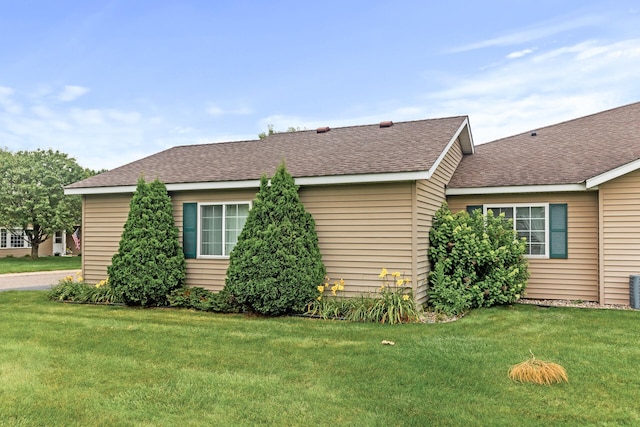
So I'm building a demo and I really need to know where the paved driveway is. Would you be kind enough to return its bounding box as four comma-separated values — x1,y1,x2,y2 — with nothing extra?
0,269,80,291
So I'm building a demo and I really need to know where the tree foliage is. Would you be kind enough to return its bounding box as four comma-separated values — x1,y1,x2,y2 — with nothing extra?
225,163,325,315
107,178,186,307
428,203,529,315
0,149,91,259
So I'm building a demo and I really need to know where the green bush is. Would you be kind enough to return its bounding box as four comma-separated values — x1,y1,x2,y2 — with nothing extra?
225,163,326,315
168,286,240,313
428,203,529,315
108,178,186,307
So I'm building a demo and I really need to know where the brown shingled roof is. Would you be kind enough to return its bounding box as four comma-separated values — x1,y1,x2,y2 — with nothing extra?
448,102,640,189
67,116,469,189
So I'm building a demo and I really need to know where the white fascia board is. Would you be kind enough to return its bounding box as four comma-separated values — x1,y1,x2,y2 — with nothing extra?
428,120,474,180
64,171,433,195
586,158,640,188
446,183,588,196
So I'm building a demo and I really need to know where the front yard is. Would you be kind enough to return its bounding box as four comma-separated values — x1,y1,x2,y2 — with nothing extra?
1,291,639,426
0,256,81,274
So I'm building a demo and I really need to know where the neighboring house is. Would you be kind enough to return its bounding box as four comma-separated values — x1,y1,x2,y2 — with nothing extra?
65,117,474,303
447,102,640,305
64,101,640,305
0,228,78,257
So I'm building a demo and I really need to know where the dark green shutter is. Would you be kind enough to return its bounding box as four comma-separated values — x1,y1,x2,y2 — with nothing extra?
549,203,568,259
183,203,197,259
466,205,483,215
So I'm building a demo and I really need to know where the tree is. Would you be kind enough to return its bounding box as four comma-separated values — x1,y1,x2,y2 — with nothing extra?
0,149,90,259
258,125,305,139
107,178,186,307
225,163,325,315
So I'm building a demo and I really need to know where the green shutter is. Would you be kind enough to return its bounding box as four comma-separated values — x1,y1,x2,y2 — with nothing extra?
466,205,483,215
549,203,568,259
183,203,197,259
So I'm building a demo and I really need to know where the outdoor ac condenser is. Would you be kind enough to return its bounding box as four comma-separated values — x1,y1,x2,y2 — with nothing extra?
630,275,640,309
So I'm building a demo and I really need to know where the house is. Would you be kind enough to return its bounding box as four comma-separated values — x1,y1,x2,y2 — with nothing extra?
0,228,80,257
65,101,640,305
446,102,640,305
64,116,473,303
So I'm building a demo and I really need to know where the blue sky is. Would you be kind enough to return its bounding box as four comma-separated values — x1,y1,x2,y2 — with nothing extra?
0,1,639,170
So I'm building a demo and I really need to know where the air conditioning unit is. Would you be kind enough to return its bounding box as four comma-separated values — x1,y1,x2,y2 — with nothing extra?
630,275,640,309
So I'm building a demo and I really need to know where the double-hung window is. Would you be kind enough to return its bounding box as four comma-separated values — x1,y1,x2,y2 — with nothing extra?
182,202,250,258
480,203,568,259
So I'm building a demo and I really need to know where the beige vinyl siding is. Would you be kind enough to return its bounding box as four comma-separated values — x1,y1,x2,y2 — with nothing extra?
82,194,132,283
300,182,414,297
171,189,258,291
448,192,599,301
600,169,640,305
414,140,464,302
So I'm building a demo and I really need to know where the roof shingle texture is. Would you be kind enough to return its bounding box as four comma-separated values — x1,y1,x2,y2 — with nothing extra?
67,116,467,189
449,102,640,189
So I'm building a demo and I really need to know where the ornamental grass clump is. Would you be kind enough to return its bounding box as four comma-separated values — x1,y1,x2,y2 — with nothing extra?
509,351,569,385
48,274,122,304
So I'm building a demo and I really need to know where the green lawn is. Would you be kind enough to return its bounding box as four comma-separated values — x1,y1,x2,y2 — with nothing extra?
0,256,81,274
1,292,639,426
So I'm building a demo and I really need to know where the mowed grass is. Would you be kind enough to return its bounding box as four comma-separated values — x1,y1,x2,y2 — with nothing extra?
1,292,640,426
0,256,81,274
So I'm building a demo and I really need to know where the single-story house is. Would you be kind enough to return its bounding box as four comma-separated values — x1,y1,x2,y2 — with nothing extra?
1,228,80,257
65,101,640,305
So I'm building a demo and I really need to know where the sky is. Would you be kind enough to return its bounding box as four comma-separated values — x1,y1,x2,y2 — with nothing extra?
0,0,639,171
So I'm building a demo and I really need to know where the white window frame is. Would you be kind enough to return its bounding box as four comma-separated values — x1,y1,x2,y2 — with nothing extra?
483,203,549,259
197,201,251,259
0,228,32,249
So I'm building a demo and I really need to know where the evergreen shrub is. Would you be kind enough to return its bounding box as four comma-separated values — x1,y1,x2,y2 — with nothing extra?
108,178,186,306
428,203,529,315
225,163,325,315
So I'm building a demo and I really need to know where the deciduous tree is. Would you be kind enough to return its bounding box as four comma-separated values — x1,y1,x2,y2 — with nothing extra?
0,149,90,259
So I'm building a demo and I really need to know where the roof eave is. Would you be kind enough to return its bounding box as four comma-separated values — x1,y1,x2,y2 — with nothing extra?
64,170,434,195
586,158,640,188
446,183,589,196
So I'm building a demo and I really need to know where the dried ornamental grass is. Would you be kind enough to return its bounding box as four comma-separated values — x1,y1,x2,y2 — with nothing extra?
509,351,568,385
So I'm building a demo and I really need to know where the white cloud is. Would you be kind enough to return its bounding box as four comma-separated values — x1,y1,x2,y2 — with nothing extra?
506,48,535,59
0,86,22,114
58,85,90,102
106,109,141,124
451,14,602,53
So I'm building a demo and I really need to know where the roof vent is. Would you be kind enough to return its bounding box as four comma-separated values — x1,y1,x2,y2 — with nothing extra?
316,126,330,134
531,131,537,137
380,121,394,128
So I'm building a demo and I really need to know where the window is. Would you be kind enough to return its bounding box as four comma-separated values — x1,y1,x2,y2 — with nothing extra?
0,228,31,249
485,204,548,257
197,202,250,257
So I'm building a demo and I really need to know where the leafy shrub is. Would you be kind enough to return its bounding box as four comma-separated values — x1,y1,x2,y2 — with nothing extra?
168,286,240,313
108,178,186,307
225,163,325,315
428,203,529,315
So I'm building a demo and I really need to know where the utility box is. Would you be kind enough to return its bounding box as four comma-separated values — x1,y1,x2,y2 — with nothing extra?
630,275,640,309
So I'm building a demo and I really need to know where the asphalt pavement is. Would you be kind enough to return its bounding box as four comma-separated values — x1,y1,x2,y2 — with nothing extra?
0,269,80,291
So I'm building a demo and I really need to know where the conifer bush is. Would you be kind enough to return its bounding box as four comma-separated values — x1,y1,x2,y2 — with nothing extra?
428,203,529,315
108,178,186,306
225,163,325,315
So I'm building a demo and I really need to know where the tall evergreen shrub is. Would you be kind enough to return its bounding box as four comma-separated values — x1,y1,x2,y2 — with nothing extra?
225,163,325,315
108,178,186,306
428,203,529,315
